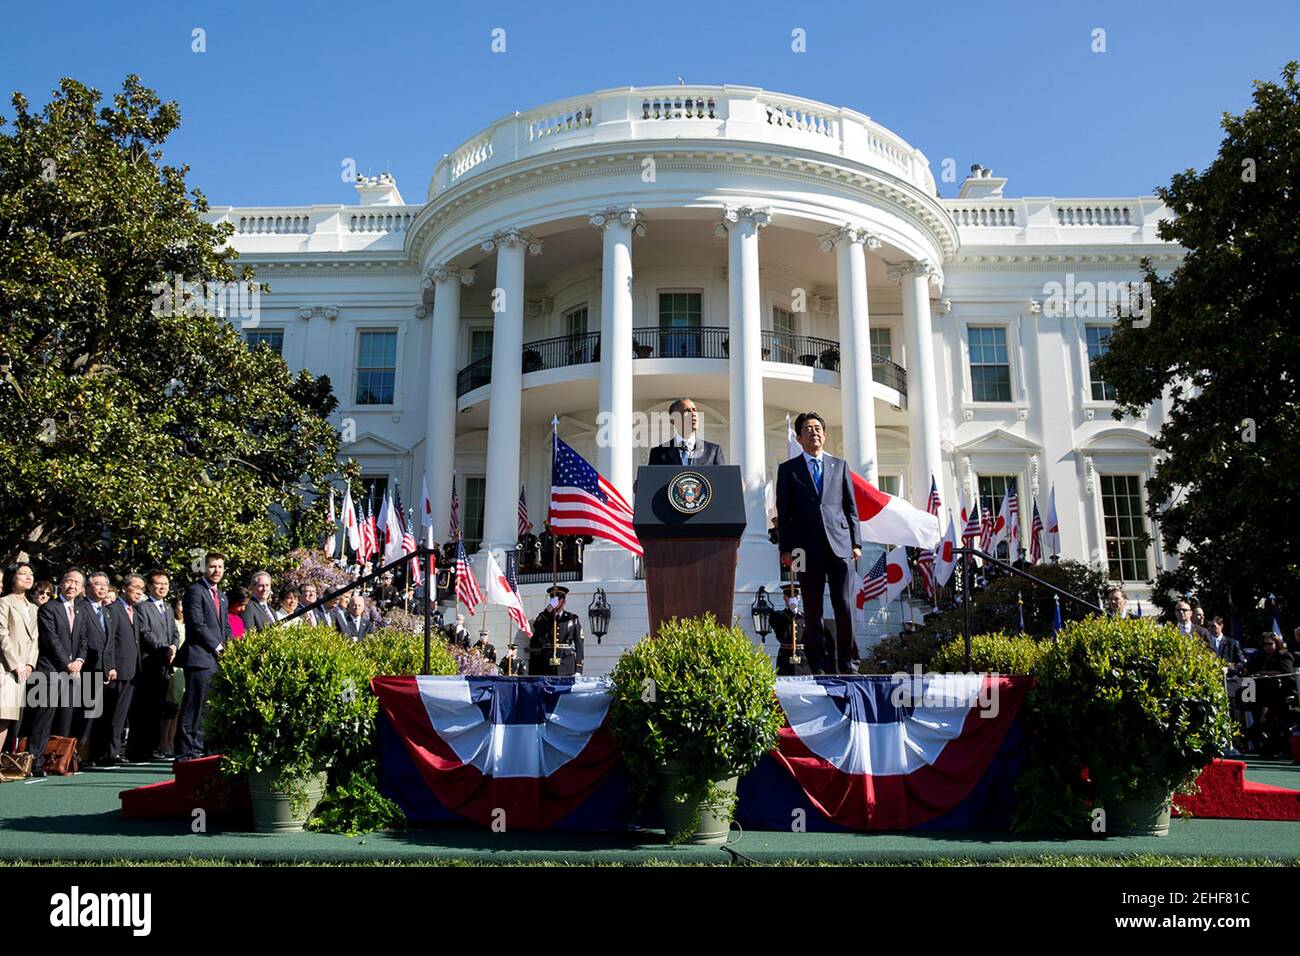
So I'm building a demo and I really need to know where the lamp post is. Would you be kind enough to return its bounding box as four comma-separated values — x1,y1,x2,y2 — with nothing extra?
588,588,611,644
751,586,773,641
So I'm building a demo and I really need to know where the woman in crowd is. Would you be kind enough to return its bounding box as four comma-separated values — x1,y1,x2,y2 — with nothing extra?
0,564,39,754
155,598,187,759
227,585,249,640
1247,632,1296,757
31,580,54,606
275,586,300,624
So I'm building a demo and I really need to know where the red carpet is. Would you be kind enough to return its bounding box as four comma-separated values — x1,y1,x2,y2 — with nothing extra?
119,755,252,825
1174,759,1300,821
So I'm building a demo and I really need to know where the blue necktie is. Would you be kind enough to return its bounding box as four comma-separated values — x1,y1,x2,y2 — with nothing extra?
680,446,688,466
810,458,823,494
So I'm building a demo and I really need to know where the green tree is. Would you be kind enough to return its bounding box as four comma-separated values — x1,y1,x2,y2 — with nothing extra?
0,76,343,581
1093,62,1300,630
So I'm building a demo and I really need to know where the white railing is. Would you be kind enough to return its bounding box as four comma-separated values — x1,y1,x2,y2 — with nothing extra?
949,205,1018,227
1056,204,1133,226
347,211,414,234
429,85,938,197
235,212,311,235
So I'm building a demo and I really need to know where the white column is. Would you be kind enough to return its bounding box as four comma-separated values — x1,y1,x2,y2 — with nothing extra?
891,259,944,504
820,225,880,483
590,207,643,501
480,228,542,554
716,205,771,581
423,265,474,543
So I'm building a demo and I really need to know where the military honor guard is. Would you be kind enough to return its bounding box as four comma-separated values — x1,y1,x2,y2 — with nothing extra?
770,582,814,676
528,586,584,676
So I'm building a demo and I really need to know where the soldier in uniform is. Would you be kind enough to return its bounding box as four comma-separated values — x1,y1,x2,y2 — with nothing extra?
770,583,813,676
499,641,528,676
517,528,539,572
529,586,584,676
538,522,555,569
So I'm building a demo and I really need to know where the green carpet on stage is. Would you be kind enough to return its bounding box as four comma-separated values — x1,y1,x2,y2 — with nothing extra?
1,760,1298,865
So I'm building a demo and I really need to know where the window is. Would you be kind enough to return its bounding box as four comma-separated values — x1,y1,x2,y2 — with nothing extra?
968,326,1012,402
977,474,1021,560
876,474,901,497
658,291,702,357
463,476,487,553
355,330,397,405
564,305,592,364
245,329,284,355
1086,325,1116,401
870,327,893,363
359,477,389,513
469,328,493,365
1101,474,1149,581
771,306,796,363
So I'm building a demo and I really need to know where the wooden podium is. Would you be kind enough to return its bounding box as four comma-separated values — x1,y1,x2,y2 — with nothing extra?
633,465,746,637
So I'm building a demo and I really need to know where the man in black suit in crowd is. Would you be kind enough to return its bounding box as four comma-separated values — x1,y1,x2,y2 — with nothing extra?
26,570,89,775
647,397,726,466
75,571,117,750
339,593,373,642
1172,599,1212,645
96,574,144,765
242,570,277,632
176,552,232,761
129,568,179,761
776,411,861,674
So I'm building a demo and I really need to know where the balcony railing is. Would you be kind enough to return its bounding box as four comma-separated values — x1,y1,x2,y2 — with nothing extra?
456,326,908,401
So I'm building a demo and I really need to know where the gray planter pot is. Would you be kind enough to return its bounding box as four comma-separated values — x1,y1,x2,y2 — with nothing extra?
248,770,329,833
1106,787,1174,837
658,762,738,845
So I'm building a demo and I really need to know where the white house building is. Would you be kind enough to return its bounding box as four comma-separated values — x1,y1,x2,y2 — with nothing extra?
209,85,1179,673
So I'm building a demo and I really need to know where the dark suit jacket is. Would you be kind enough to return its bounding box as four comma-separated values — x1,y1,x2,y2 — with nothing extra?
138,598,180,654
178,580,232,673
1206,633,1247,669
107,600,142,681
35,599,88,674
77,597,116,673
241,600,276,633
776,452,861,559
339,615,373,642
648,438,726,467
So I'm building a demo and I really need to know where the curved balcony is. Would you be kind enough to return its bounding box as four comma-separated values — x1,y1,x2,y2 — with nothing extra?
429,85,936,199
454,327,907,401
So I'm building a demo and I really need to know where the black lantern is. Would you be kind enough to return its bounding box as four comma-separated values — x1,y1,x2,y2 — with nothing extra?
588,588,611,644
751,586,774,640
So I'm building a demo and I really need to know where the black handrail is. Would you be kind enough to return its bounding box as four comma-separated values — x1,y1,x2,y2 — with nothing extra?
952,546,1103,671
455,327,910,399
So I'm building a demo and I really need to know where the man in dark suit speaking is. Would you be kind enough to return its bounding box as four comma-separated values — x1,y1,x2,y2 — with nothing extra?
776,411,861,674
647,397,726,466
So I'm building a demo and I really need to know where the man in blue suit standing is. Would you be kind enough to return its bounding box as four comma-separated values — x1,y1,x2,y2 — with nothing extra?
776,411,861,674
175,552,232,761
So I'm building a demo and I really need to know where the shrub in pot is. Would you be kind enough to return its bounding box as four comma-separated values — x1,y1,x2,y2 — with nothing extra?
1016,616,1231,836
205,624,376,832
608,614,783,845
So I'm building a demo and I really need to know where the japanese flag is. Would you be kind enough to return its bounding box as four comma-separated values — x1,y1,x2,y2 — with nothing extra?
884,546,912,602
934,514,960,588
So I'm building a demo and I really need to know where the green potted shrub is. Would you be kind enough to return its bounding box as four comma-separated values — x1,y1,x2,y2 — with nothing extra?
1020,616,1231,836
205,624,376,832
929,631,1049,675
608,614,783,845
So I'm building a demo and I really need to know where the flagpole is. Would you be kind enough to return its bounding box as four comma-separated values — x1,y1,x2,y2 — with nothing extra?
549,422,562,661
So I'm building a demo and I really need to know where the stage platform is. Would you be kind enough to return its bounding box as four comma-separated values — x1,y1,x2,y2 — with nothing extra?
2,761,1298,865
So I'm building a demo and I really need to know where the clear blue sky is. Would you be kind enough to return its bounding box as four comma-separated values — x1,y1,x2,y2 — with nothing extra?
2,0,1296,206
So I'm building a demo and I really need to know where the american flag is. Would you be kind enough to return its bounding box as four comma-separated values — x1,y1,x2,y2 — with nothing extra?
518,484,530,537
1008,488,1021,547
504,551,532,637
549,435,642,556
400,500,421,586
360,492,377,564
979,499,994,553
454,537,482,615
1029,500,1044,564
449,479,460,539
961,497,981,550
856,551,889,608
917,476,940,601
